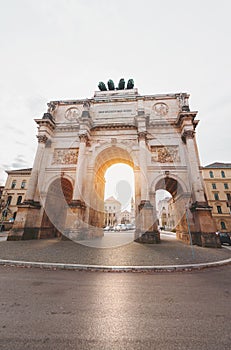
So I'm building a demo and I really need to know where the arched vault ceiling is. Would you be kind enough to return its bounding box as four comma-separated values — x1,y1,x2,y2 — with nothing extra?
155,177,183,198
95,147,134,175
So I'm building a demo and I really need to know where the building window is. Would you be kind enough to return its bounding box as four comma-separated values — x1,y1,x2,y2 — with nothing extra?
209,171,214,178
21,180,26,189
11,180,16,189
212,183,216,189
7,196,12,206
221,221,226,230
217,206,222,214
224,183,229,189
226,193,231,201
2,209,8,217
214,193,219,200
17,196,22,205
221,171,225,178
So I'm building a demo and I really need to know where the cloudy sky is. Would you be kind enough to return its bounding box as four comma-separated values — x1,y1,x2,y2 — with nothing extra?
0,0,230,186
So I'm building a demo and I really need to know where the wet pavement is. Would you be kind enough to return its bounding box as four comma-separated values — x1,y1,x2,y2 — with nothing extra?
0,231,230,267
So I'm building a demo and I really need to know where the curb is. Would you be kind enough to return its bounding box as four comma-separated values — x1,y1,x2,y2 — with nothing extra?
0,257,231,272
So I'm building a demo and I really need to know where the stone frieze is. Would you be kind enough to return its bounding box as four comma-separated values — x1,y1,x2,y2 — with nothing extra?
52,148,79,165
151,146,180,163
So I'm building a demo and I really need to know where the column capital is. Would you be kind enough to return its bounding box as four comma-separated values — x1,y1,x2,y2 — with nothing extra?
181,130,195,143
37,135,48,143
138,131,147,142
79,133,89,143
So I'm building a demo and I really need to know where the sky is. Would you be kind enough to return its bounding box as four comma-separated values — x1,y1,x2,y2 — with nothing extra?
0,0,231,189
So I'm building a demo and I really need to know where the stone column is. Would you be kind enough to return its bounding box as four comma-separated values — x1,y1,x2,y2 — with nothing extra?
72,134,87,203
135,133,160,243
25,135,48,204
64,133,101,241
149,190,158,229
182,129,219,247
182,130,205,202
138,132,149,201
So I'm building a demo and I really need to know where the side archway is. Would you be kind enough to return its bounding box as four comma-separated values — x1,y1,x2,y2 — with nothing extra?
40,177,73,238
154,175,191,242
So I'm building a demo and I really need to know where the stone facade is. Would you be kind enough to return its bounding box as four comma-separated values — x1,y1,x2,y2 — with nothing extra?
1,168,32,220
202,163,231,233
8,88,219,247
104,196,121,227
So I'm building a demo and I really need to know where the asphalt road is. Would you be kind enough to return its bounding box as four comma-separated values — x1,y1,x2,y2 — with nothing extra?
0,265,230,350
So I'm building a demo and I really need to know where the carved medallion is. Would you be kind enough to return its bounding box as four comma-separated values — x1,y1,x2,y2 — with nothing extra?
65,107,80,122
153,103,168,116
151,146,180,163
52,148,79,165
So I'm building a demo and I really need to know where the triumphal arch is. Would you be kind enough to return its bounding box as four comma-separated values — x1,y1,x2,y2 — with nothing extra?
9,82,219,247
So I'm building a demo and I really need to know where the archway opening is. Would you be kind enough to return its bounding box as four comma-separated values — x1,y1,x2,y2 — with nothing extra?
90,147,135,231
156,189,173,231
155,176,188,240
41,177,73,238
104,163,135,229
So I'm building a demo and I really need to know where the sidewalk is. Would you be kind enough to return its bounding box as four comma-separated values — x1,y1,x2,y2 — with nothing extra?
0,231,231,271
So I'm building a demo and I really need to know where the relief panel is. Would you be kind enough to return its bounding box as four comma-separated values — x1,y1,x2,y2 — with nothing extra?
151,146,180,163
52,148,79,165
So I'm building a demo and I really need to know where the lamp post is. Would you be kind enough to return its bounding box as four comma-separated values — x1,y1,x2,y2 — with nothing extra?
185,204,195,260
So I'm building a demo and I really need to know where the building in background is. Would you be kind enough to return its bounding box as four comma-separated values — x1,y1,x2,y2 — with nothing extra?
121,210,131,224
157,197,169,228
104,196,121,227
167,197,176,230
104,197,135,227
0,186,4,204
1,168,32,221
202,163,231,232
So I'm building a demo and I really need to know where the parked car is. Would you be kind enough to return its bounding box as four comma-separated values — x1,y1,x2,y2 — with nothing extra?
103,226,110,231
219,232,231,246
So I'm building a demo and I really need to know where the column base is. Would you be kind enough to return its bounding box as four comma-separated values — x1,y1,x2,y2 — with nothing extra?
190,232,221,248
8,228,41,241
62,227,103,241
135,200,160,243
135,230,160,244
63,200,104,241
190,201,220,247
7,202,42,241
69,200,86,209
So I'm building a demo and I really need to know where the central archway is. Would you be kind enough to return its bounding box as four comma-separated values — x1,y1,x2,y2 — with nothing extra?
88,146,136,230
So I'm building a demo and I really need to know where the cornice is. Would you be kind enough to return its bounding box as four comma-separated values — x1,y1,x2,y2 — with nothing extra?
91,124,137,131
35,118,56,130
175,111,198,127
49,92,189,106
55,125,80,132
